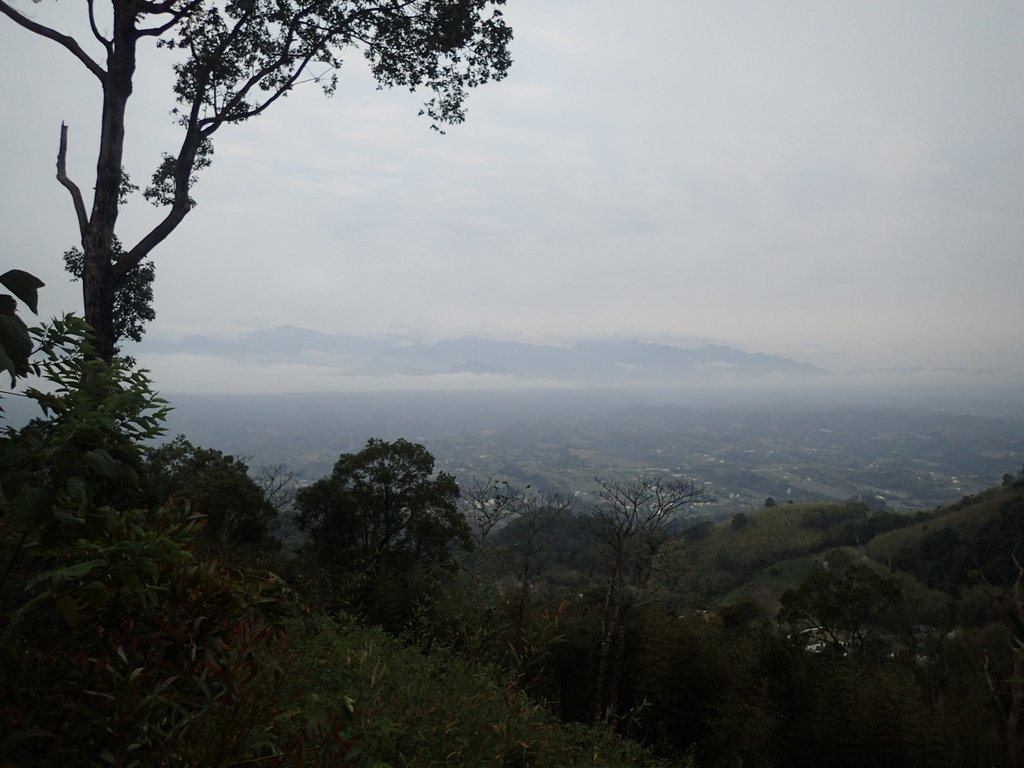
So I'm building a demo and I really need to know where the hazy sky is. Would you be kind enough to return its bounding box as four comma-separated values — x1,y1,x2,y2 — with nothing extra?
3,0,1023,379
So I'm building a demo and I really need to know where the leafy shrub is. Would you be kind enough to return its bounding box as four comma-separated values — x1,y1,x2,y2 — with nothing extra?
0,317,320,766
292,615,670,768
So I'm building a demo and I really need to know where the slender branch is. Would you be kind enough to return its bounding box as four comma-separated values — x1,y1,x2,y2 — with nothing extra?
200,10,307,126
86,0,111,50
136,0,204,38
202,48,315,126
213,0,424,126
135,0,183,13
119,103,207,279
117,0,259,276
0,0,106,83
136,14,185,38
56,123,90,238
119,180,189,278
117,0,433,273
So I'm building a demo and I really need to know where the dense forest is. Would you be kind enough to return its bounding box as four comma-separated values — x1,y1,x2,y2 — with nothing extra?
3,306,1024,767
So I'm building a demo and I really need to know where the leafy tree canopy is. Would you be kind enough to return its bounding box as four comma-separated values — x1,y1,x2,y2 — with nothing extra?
779,562,902,656
296,437,467,574
145,434,277,546
63,237,155,351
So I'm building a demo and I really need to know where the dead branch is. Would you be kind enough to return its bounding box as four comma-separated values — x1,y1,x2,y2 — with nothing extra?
56,123,89,238
0,1,106,82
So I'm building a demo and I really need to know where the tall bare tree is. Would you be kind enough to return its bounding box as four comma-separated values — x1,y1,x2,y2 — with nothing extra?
590,473,710,722
1,0,512,359
461,477,573,624
461,475,524,551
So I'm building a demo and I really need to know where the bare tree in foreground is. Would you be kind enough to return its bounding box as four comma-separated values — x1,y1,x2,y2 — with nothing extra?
591,473,711,722
460,477,574,645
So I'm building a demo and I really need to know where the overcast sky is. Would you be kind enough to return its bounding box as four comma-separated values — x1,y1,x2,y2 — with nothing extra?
2,1,1023,385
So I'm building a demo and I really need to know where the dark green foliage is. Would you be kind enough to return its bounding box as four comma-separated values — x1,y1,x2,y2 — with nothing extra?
779,562,903,656
779,657,948,768
64,239,156,349
798,501,908,548
144,434,277,548
291,615,673,768
492,510,604,585
2,505,304,766
1,315,170,520
869,484,1024,595
1003,467,1024,488
0,268,44,385
683,519,714,542
0,319,315,765
296,438,469,576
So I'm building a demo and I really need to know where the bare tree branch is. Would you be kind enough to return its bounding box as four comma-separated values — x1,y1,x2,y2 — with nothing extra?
461,476,525,550
136,0,204,38
86,0,112,50
0,0,106,82
135,0,179,12
56,123,89,238
590,473,710,721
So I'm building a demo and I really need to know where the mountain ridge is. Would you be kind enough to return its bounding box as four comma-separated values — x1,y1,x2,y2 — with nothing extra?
145,327,828,381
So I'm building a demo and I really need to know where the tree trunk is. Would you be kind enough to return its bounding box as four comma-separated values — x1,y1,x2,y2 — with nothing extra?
81,4,136,361
607,611,628,718
593,558,622,722
81,247,117,360
1007,564,1024,768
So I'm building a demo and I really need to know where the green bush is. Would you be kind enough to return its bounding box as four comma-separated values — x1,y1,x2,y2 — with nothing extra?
0,317,319,766
291,615,671,768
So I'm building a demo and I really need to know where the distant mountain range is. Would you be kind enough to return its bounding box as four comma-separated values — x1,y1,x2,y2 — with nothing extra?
145,326,827,381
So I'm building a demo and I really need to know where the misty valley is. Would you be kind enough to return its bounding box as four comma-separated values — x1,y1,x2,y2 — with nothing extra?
163,389,1021,514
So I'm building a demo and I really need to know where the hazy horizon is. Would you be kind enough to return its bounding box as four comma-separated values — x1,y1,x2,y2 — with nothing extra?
106,325,1019,417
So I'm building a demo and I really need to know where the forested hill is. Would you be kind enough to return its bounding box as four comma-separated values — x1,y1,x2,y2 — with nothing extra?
479,476,1024,614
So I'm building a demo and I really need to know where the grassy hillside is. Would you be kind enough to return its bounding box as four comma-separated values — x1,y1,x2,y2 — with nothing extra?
676,500,909,602
866,480,1024,594
664,482,1023,624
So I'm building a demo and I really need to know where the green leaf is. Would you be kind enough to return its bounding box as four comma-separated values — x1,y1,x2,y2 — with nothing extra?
114,566,141,591
86,448,126,479
80,580,114,608
56,596,80,627
7,486,55,531
0,269,45,314
0,344,18,384
23,558,107,592
52,559,107,583
0,313,32,378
